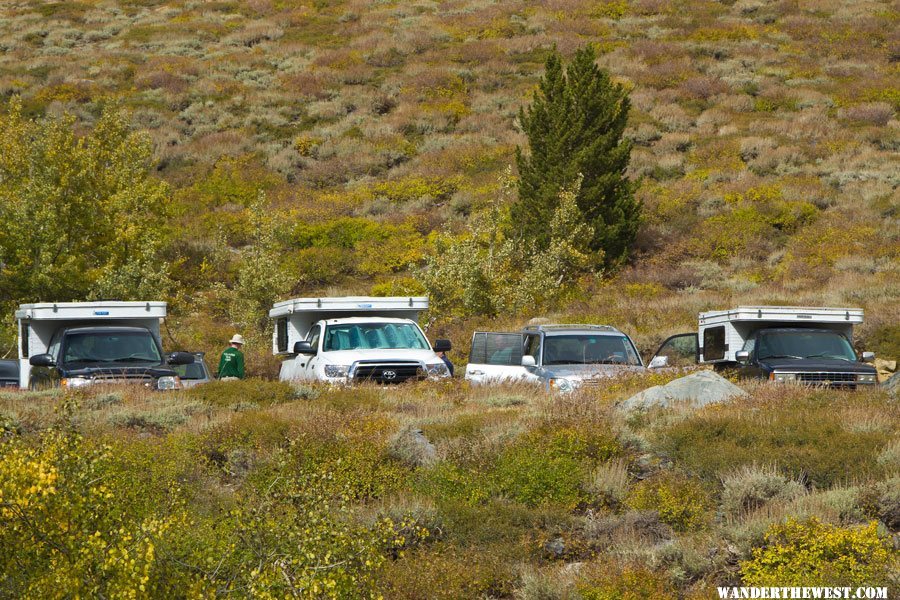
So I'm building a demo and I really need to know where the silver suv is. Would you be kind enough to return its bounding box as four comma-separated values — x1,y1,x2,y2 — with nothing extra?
465,324,645,391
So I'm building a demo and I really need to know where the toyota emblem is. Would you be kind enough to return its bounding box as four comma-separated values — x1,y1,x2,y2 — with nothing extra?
382,370,397,380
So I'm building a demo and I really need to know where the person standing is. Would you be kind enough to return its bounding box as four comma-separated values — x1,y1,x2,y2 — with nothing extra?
437,350,454,376
218,334,245,380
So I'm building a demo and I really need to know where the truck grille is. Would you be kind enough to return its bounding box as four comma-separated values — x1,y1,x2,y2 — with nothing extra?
92,373,155,385
352,362,423,384
796,372,857,384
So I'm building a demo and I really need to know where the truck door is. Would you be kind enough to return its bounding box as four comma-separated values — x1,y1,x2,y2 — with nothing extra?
300,324,322,380
465,332,528,383
648,333,699,368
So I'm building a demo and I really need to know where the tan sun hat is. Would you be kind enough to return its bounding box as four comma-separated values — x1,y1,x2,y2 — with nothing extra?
230,334,245,345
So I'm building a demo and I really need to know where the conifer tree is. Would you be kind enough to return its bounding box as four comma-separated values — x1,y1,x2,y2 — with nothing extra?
512,45,640,268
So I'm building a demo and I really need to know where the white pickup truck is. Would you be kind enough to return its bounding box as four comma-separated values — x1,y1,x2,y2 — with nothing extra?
464,324,645,391
270,296,452,384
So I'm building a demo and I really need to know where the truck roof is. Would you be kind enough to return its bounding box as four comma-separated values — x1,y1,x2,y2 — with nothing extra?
522,324,624,335
269,296,428,318
58,325,155,335
16,301,167,321
699,306,863,325
321,317,417,325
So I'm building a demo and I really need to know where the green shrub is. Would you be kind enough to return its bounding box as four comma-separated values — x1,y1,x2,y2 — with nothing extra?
493,427,621,509
180,378,298,407
720,464,805,517
414,461,492,506
577,565,677,600
626,473,713,532
657,396,890,488
740,518,896,587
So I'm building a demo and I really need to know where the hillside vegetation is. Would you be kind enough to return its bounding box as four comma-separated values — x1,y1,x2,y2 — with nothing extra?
0,0,897,366
0,379,897,597
0,2,898,596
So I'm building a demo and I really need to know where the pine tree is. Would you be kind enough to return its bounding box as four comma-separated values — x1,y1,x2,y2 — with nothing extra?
512,45,640,268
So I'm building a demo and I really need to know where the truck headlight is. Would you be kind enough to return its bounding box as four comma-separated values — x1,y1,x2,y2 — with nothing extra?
549,377,574,392
856,374,876,384
323,365,350,378
157,376,180,390
425,363,450,377
61,376,91,388
770,372,798,383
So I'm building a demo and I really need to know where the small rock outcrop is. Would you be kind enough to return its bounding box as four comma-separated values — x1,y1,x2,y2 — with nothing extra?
883,371,899,399
621,370,747,411
388,426,437,467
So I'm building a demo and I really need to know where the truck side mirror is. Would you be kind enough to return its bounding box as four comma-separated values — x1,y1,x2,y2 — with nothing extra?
648,355,668,369
293,341,315,355
432,339,452,353
521,355,536,367
167,352,195,365
861,351,875,363
735,350,750,364
29,354,55,367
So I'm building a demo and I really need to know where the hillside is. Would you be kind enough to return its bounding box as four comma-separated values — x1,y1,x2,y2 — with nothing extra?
0,0,897,367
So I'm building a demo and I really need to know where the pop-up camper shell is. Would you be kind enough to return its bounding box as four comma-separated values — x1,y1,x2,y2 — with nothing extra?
269,296,429,355
696,306,863,364
15,301,167,389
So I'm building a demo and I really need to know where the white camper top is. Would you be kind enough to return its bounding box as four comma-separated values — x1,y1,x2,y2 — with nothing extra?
16,301,167,321
700,306,863,326
270,297,429,355
269,296,428,318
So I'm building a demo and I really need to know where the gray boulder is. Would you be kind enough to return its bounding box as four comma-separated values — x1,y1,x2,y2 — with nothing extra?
883,372,899,399
621,370,747,411
388,426,437,467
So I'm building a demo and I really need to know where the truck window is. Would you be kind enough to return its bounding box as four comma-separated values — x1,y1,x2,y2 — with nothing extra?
62,332,162,364
276,318,288,353
469,333,524,366
757,330,856,361
524,334,542,364
543,335,641,366
702,326,726,361
21,323,29,358
307,325,322,351
653,333,698,367
322,323,429,351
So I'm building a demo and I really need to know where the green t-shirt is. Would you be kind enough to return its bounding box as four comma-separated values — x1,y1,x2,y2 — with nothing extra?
218,347,245,379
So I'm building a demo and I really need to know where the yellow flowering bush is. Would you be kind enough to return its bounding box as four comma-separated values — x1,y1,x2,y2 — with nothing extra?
740,518,896,587
626,473,713,532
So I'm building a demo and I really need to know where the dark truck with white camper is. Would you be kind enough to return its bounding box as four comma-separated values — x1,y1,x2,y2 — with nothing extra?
16,302,194,391
648,306,878,388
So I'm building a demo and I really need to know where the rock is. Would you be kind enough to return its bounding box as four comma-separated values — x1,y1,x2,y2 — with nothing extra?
388,426,437,467
621,370,747,411
882,372,899,399
543,536,567,560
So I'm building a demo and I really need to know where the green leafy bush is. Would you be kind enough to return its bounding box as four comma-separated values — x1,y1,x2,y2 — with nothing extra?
740,518,896,587
657,395,890,488
493,426,621,509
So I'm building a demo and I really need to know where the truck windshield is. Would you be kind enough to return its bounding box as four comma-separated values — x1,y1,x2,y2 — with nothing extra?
757,331,856,361
543,335,641,366
323,323,430,351
63,332,162,365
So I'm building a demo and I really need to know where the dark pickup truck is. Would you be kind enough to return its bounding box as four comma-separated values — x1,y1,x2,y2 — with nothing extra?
0,360,19,389
28,326,194,391
733,327,877,387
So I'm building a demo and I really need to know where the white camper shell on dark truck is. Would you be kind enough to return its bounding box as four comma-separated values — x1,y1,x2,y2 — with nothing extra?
270,296,452,384
648,306,878,387
16,301,194,390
